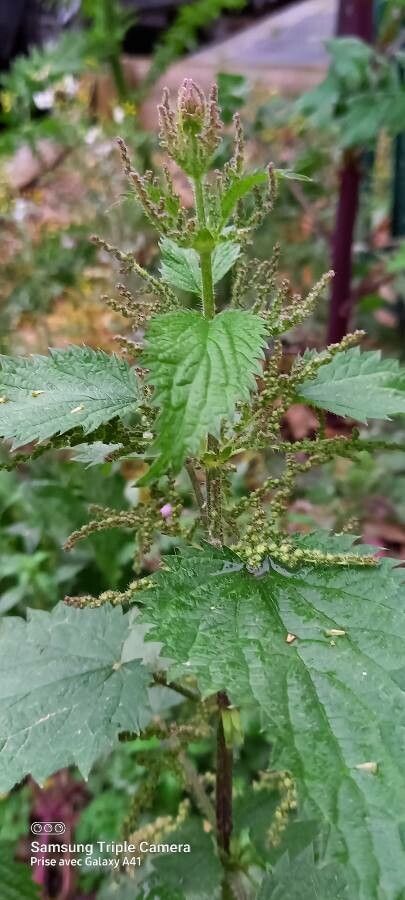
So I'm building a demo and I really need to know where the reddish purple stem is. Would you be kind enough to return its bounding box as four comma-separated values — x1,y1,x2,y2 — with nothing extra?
327,152,362,344
326,0,374,344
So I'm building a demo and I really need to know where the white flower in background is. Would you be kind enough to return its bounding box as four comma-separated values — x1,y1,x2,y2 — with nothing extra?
85,126,101,145
113,106,125,124
33,88,55,110
13,199,29,223
61,75,78,97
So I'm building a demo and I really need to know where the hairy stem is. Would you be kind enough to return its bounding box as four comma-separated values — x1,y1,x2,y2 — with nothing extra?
327,0,374,343
193,170,223,540
216,691,233,856
185,460,209,530
177,749,216,828
193,167,232,863
327,150,362,343
200,252,215,319
206,437,224,543
153,672,200,702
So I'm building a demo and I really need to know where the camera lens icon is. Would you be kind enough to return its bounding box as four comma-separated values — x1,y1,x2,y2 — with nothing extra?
31,822,66,835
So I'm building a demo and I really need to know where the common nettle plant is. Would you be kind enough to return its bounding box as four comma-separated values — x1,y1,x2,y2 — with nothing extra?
2,81,405,900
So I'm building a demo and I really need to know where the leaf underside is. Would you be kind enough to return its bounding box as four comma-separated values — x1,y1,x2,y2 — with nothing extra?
140,309,266,480
298,347,405,421
0,604,152,788
258,846,349,899
69,440,123,466
135,536,405,899
0,844,40,899
98,819,220,900
0,347,140,449
159,238,240,296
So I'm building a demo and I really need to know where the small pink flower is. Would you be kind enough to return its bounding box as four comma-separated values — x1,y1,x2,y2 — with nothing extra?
160,503,173,519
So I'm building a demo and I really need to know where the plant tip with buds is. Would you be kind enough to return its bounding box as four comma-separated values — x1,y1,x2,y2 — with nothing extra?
178,78,206,133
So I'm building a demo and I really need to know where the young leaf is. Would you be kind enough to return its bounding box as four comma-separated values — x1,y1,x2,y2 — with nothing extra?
211,241,241,283
136,538,405,898
258,847,349,900
160,238,240,295
140,309,265,480
220,172,268,224
0,845,39,899
219,170,309,227
0,603,152,789
160,239,202,294
0,347,140,449
298,347,405,421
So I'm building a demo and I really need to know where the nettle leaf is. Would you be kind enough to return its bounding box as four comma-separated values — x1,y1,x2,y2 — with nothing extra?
160,238,240,295
235,785,320,866
258,846,349,900
69,441,123,466
0,347,140,449
160,239,202,294
0,603,153,789
98,820,220,900
148,819,221,900
219,170,310,227
298,347,405,421
136,537,405,899
276,169,312,183
211,241,241,283
0,845,39,899
220,171,268,223
141,309,265,480
100,881,182,900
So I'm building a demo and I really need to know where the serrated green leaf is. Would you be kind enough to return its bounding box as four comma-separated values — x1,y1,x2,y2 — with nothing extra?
211,241,241,282
219,169,309,227
234,785,320,865
0,347,140,449
140,309,265,480
98,878,183,900
220,172,268,224
136,537,405,899
160,239,202,294
298,347,405,421
97,820,219,900
0,603,152,789
160,239,240,296
258,846,349,899
0,845,39,899
147,819,221,900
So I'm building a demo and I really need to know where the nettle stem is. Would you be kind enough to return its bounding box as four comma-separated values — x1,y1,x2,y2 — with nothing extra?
216,691,233,856
200,253,215,320
193,171,222,542
193,170,233,863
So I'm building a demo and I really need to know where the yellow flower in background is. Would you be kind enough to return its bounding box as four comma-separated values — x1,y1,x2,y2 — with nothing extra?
0,91,13,114
123,101,137,118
